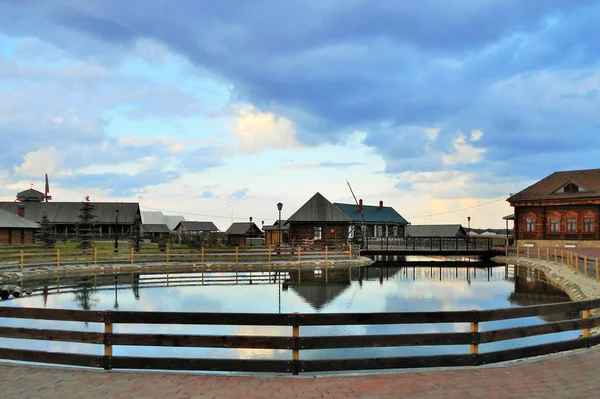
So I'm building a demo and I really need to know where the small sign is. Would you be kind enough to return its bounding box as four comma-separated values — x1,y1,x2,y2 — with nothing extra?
565,244,577,248
523,243,534,247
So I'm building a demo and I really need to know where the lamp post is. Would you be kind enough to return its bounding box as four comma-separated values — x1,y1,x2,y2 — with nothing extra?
114,209,120,253
277,202,283,254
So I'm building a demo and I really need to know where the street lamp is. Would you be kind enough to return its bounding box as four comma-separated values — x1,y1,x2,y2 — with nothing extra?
277,202,283,254
114,209,120,253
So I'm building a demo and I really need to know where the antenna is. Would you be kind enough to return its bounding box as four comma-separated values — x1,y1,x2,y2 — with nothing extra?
43,173,52,202
346,180,365,244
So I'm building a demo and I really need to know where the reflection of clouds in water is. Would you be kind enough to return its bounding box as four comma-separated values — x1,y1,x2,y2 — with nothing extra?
0,266,578,363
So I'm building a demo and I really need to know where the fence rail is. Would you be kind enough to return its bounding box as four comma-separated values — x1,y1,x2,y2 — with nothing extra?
0,245,357,271
0,299,599,374
508,246,600,282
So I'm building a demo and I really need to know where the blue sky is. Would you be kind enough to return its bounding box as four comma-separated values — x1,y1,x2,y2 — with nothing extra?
1,0,599,230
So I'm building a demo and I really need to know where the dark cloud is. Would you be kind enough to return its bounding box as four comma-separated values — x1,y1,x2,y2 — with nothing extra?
1,0,599,183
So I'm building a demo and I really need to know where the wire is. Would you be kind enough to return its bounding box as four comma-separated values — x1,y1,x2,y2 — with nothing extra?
406,197,507,219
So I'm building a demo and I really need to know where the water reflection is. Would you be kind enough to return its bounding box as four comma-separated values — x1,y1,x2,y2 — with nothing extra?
0,262,580,362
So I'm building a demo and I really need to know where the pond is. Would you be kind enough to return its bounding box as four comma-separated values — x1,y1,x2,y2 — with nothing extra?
0,260,580,363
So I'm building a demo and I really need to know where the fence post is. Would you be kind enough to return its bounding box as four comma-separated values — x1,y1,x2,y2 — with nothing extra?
325,246,328,261
597,257,599,282
554,248,557,263
20,251,24,271
583,309,591,339
201,246,205,263
546,247,549,261
537,247,541,260
166,247,170,264
349,243,352,260
130,247,134,265
470,311,479,357
56,249,60,268
576,255,579,274
584,256,588,276
94,248,97,265
292,313,300,375
104,313,113,370
297,246,301,261
235,247,239,263
268,246,271,262
526,247,530,259
325,267,328,283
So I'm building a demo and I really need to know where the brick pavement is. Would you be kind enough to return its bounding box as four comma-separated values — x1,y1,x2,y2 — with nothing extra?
1,346,599,399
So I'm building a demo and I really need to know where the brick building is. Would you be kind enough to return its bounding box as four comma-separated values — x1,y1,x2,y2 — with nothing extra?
507,169,600,247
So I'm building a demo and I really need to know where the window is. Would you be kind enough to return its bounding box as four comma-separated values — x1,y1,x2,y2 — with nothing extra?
567,218,577,232
314,226,322,240
584,217,594,233
564,183,579,193
549,217,559,233
377,225,383,237
525,218,535,232
393,226,398,236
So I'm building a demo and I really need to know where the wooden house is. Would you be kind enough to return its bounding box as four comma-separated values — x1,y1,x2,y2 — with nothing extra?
0,202,140,240
263,220,289,246
141,224,171,241
224,222,263,246
406,224,468,238
285,192,352,247
507,168,600,247
173,221,219,236
0,208,39,246
334,199,409,243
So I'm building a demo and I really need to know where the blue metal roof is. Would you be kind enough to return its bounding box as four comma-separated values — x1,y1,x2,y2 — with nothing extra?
333,203,409,224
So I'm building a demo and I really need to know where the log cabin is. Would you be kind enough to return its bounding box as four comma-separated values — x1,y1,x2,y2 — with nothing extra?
507,168,600,247
0,207,39,246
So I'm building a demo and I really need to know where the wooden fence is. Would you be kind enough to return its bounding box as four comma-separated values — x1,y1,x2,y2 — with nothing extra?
1,299,599,374
508,246,600,281
0,245,356,271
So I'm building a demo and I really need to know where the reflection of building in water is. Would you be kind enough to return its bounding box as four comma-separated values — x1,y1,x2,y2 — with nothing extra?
509,267,573,322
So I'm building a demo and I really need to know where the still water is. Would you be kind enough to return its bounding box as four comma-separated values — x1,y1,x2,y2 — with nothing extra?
0,261,579,362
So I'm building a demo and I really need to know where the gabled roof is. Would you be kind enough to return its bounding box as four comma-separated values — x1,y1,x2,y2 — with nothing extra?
0,209,39,229
286,192,352,224
507,169,600,203
290,283,351,311
174,221,219,232
0,202,140,224
406,224,467,238
141,211,185,230
141,224,171,234
333,202,409,224
225,222,262,236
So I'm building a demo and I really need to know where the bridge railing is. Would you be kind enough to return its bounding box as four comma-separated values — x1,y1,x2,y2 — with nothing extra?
0,299,599,374
362,236,501,251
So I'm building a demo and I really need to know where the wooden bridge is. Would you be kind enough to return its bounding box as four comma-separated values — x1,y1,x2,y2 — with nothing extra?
359,236,506,259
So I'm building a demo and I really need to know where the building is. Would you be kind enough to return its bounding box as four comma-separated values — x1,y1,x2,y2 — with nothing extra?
141,224,171,241
334,199,409,243
263,220,289,246
406,224,468,238
285,192,352,247
141,211,184,231
173,221,219,236
224,221,263,246
507,168,600,247
0,202,140,240
0,207,39,246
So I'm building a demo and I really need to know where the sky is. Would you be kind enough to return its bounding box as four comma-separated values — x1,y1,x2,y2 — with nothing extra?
1,0,599,231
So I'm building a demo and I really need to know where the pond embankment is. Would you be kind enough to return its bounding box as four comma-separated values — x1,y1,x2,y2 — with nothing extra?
0,256,375,285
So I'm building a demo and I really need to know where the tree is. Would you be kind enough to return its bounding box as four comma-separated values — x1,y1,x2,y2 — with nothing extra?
129,213,141,252
37,212,56,248
76,199,97,251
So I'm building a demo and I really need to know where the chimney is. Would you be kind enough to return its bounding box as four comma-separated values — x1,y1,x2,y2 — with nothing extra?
379,200,383,209
18,204,25,218
249,216,253,223
358,199,363,212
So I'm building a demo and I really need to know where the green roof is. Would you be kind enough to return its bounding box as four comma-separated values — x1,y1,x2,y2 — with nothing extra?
333,202,408,224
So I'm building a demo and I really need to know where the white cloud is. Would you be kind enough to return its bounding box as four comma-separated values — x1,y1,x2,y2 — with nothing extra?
425,128,440,140
13,147,62,177
470,129,483,141
230,105,301,154
442,132,485,165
